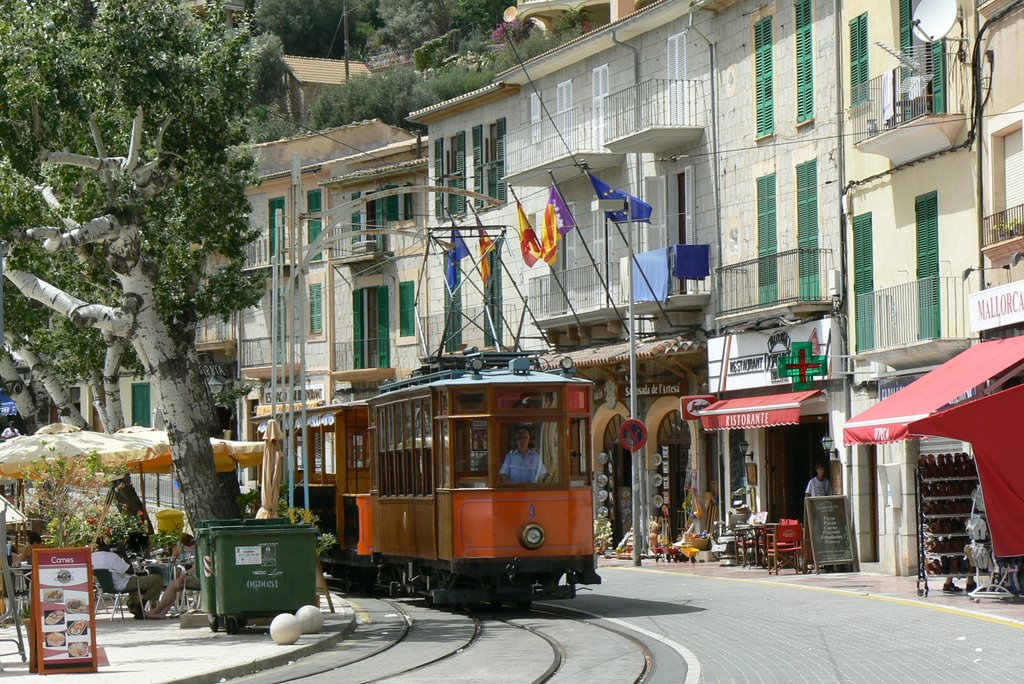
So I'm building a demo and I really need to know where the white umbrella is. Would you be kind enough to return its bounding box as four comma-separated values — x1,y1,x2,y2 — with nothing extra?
115,426,264,473
255,419,283,519
0,424,163,476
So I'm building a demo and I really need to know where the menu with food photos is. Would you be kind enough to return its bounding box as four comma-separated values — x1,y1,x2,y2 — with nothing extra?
31,547,98,674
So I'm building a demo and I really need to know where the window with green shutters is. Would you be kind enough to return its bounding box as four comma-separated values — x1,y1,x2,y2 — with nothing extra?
850,13,869,106
448,131,466,215
852,212,875,351
434,138,444,219
131,383,151,427
495,117,507,202
754,17,774,137
376,286,390,367
472,124,484,208
930,40,946,115
352,290,364,369
309,283,323,334
399,280,416,337
268,196,285,257
353,287,390,368
384,184,400,222
916,191,940,341
757,173,778,305
796,160,819,300
899,0,913,56
307,189,322,261
795,0,813,123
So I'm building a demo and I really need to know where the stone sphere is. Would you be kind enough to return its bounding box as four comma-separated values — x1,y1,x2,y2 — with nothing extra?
270,613,302,645
295,605,325,634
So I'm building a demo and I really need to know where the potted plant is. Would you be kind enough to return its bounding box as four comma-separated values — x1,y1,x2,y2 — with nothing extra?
594,516,613,555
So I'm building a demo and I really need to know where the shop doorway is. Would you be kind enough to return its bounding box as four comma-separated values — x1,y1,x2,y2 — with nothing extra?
655,410,691,538
766,421,828,521
602,415,632,543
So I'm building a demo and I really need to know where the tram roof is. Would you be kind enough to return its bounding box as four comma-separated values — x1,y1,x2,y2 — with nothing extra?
378,367,592,395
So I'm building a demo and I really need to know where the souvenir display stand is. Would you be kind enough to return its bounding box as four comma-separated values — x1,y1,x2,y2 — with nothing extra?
915,453,980,597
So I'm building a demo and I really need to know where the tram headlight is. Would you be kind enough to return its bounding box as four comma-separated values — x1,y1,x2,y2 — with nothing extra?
519,522,546,550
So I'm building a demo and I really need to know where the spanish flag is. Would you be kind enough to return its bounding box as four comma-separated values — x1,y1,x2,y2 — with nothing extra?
476,216,493,286
516,200,542,268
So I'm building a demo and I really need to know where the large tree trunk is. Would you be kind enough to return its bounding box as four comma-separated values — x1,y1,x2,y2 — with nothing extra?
101,339,126,431
132,304,238,523
0,350,49,433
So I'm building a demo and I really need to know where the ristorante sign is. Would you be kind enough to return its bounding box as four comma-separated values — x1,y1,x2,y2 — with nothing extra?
970,280,1024,332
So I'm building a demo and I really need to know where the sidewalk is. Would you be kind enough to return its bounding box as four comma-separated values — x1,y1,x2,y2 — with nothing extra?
598,556,1024,627
0,597,354,683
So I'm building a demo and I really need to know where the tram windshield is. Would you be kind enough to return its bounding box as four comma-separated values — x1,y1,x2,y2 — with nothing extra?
497,421,561,486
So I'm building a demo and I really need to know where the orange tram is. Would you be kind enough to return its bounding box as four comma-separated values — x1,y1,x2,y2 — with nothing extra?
318,353,601,606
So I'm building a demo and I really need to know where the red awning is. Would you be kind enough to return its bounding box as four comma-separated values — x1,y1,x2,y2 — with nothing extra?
698,390,821,431
909,384,1024,557
843,337,1024,445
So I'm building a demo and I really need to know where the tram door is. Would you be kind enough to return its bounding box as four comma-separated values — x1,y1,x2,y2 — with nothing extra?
656,411,691,539
602,415,632,544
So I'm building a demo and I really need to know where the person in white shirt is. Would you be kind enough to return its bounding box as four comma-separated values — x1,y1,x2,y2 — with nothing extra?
499,429,546,484
91,540,162,619
1,425,19,439
804,464,831,498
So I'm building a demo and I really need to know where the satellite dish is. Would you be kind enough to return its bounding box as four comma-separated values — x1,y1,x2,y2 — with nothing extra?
913,0,957,41
502,5,519,22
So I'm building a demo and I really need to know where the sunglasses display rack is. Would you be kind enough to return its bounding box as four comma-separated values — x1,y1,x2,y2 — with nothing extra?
914,452,981,598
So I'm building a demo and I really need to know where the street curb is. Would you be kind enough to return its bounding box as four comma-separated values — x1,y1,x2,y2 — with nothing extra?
169,603,356,684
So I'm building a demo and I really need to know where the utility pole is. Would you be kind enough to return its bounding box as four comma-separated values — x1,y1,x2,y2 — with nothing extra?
342,0,350,82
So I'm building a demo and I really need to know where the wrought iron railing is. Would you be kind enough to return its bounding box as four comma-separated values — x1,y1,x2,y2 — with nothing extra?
604,79,707,143
849,42,963,144
716,248,833,316
195,316,235,345
334,338,394,371
855,276,967,352
505,107,604,177
982,202,1024,247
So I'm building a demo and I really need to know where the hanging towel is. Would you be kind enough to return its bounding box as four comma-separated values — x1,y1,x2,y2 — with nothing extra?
673,243,710,279
881,69,895,127
632,248,669,302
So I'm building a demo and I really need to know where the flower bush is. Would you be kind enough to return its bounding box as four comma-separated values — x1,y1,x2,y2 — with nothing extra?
23,453,108,548
490,19,534,45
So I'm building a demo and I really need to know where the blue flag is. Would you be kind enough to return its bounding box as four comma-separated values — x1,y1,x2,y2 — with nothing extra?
588,173,653,223
446,228,469,290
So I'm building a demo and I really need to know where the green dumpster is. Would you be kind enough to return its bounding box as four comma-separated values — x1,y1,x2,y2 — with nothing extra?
207,522,317,634
195,519,242,628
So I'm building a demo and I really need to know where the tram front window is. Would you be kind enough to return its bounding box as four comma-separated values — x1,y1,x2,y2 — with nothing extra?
499,423,561,486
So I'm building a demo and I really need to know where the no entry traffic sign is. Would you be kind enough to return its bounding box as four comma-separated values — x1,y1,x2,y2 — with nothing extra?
619,418,648,452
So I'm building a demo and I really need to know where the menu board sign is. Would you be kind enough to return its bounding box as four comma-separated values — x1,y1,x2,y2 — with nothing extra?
31,547,98,674
804,495,856,572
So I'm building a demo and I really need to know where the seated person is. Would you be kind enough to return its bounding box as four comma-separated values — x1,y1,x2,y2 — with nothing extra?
172,533,196,564
145,568,198,619
91,539,163,619
499,429,546,484
13,531,46,565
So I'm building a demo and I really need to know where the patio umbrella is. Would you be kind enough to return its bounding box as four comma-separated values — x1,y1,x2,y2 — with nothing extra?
115,426,264,474
0,424,163,477
255,419,283,519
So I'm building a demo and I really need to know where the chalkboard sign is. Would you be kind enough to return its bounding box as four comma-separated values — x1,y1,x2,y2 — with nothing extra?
804,495,855,572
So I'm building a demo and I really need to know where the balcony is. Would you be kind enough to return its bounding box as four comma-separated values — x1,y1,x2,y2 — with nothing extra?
329,233,391,266
529,254,711,333
855,276,971,369
716,248,834,321
504,107,623,186
603,79,706,154
333,338,396,383
195,316,236,352
240,337,329,378
982,202,1024,265
849,42,965,165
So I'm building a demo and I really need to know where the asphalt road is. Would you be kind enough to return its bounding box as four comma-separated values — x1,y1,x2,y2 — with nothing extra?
236,566,1024,683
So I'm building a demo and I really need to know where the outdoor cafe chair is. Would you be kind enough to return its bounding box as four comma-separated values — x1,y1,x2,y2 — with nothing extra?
767,523,804,575
93,569,142,621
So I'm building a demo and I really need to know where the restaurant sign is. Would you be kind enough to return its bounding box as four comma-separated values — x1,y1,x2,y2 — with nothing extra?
31,547,98,674
969,279,1024,332
708,319,835,392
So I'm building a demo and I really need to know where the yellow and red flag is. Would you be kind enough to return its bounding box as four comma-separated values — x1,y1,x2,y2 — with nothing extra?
476,215,493,285
516,200,542,268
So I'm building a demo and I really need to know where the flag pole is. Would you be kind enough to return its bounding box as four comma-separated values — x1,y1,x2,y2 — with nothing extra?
467,203,515,351
507,184,587,337
627,194,643,568
497,230,551,350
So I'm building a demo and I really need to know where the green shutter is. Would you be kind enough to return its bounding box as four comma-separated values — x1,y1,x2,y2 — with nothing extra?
376,286,390,368
307,189,322,261
451,131,466,215
268,196,285,257
796,160,819,300
131,383,151,427
899,0,913,56
484,240,503,347
495,118,507,202
399,280,416,337
754,17,774,137
371,194,386,251
853,212,875,351
850,13,869,106
795,0,814,123
757,173,778,305
309,283,323,334
931,40,946,115
916,191,940,340
434,138,444,219
353,290,364,369
472,125,484,207
383,184,400,222
403,187,414,220
350,191,361,245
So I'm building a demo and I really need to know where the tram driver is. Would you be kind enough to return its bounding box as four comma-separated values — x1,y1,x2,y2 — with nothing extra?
500,428,546,484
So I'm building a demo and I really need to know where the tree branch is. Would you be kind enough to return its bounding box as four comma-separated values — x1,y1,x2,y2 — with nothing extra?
40,150,126,172
89,114,117,202
125,106,144,174
14,342,88,429
26,213,122,251
4,268,134,335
